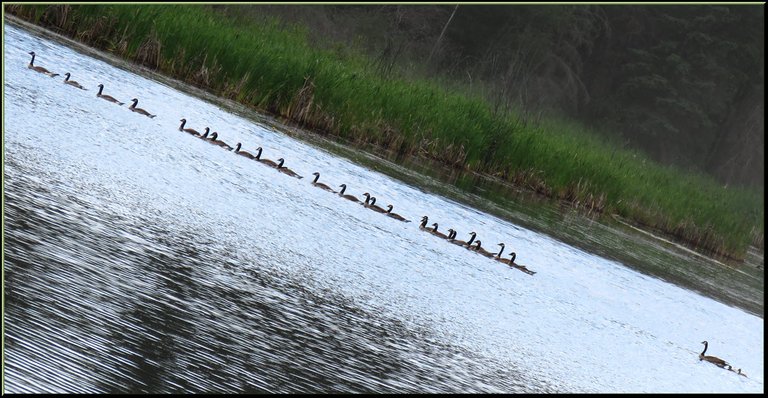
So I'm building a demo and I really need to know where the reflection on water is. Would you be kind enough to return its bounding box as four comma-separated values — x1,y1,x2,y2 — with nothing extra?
5,160,552,393
4,20,763,393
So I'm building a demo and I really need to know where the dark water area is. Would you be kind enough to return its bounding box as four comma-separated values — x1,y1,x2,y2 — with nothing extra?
4,158,550,393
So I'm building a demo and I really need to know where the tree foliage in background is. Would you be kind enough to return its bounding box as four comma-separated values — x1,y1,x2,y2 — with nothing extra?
234,4,763,188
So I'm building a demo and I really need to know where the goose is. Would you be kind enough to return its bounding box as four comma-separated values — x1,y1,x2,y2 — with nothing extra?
311,172,336,192
254,147,278,167
361,193,387,213
429,223,450,239
27,51,59,77
276,158,303,179
447,230,475,247
385,205,410,222
699,341,729,368
469,240,495,258
419,216,429,230
499,251,537,275
96,84,124,105
233,143,256,159
178,119,203,136
207,132,234,150
63,73,86,90
337,184,361,203
129,98,157,118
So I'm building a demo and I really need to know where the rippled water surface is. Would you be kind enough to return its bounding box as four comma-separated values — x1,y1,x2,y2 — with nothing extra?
4,21,764,393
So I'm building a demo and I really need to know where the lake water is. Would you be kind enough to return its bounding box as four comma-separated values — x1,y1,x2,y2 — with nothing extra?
3,21,763,393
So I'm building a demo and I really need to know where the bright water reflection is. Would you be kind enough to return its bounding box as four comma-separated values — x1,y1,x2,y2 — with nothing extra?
3,21,763,393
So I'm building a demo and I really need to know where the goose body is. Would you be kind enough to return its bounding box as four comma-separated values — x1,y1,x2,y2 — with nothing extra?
469,240,495,258
27,51,59,77
96,84,124,105
178,119,203,136
276,158,303,179
254,147,278,167
234,143,256,159
207,132,234,150
337,184,361,203
447,230,475,247
311,172,336,192
385,205,410,222
63,73,86,90
429,223,450,240
129,98,157,118
362,193,387,213
500,252,536,275
699,341,729,368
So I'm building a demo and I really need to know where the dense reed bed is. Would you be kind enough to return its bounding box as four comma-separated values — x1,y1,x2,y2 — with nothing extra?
7,4,763,260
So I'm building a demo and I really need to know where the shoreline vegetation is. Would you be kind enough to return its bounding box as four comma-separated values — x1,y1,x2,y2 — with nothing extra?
6,4,763,261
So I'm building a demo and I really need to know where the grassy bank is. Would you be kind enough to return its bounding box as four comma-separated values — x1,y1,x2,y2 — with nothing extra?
7,4,763,260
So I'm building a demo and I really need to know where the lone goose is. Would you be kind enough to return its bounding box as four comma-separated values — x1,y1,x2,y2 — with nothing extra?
429,223,450,239
254,147,278,167
469,240,495,258
27,51,59,77
178,119,203,136
63,73,86,90
699,341,729,368
499,251,537,275
276,158,303,179
129,98,157,118
447,230,476,247
233,143,256,159
206,132,234,150
337,184,361,203
311,172,336,192
385,205,410,222
362,193,387,213
96,84,124,105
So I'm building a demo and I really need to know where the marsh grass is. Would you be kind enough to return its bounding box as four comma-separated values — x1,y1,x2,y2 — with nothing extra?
8,4,763,259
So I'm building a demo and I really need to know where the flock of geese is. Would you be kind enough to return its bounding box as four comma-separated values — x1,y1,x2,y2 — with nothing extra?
28,51,752,375
26,49,537,276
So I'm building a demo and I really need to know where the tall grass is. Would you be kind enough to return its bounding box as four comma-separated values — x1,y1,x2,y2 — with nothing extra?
8,4,763,259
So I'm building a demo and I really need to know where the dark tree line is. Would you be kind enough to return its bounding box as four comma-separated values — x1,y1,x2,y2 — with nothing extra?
216,4,764,188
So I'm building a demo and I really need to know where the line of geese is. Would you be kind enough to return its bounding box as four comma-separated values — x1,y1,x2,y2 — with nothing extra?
419,216,536,275
27,51,156,118
29,49,537,277
178,118,412,224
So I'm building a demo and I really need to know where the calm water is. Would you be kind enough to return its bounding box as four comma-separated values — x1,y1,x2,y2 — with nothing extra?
3,21,764,393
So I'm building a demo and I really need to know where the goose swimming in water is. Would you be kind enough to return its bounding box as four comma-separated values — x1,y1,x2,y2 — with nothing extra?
129,98,157,118
311,172,336,192
447,230,476,247
178,119,203,136
429,223,450,239
63,73,86,90
96,84,124,105
276,158,303,179
233,143,256,159
385,205,410,222
254,147,278,167
497,250,537,275
699,341,729,368
27,51,59,77
361,193,387,213
469,240,495,258
337,184,361,203
206,132,234,150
